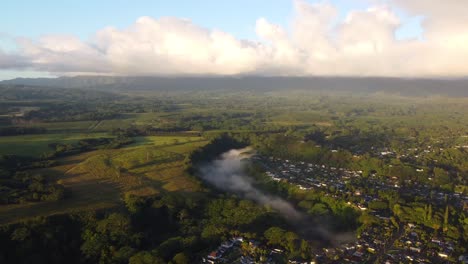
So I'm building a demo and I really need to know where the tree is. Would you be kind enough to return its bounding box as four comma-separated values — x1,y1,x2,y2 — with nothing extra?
368,200,388,211
264,227,285,246
434,167,450,186
129,251,165,264
284,231,300,253
427,204,432,221
157,237,183,260
308,203,329,216
172,252,189,264
124,193,146,214
81,213,138,264
443,205,449,232
390,216,399,230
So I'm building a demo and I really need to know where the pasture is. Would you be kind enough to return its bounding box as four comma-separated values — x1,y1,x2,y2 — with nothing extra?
0,132,111,157
0,135,208,224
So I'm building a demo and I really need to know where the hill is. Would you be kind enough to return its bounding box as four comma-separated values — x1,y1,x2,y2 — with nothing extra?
2,76,468,97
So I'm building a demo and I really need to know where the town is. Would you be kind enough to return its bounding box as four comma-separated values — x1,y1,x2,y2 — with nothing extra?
251,155,468,263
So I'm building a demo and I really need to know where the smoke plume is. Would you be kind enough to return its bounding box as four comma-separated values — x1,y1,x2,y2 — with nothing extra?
199,147,302,220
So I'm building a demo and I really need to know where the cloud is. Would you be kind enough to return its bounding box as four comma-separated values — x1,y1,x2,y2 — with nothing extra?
16,35,111,74
2,0,468,77
0,49,30,69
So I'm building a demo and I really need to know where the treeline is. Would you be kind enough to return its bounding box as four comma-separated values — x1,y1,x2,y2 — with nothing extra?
0,155,64,204
0,171,65,204
23,105,121,122
42,137,133,160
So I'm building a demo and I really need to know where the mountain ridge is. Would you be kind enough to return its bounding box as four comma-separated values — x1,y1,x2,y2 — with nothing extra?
2,75,467,97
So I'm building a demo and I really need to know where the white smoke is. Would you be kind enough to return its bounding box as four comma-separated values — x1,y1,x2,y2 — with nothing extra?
199,148,302,220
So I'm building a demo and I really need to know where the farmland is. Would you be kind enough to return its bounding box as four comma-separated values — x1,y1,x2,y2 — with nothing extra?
0,134,208,224
0,132,111,156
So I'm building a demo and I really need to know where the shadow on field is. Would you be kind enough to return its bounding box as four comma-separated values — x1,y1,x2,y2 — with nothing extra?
0,179,121,225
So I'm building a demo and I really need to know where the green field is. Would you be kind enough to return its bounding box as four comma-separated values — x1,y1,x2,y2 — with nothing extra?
0,132,111,157
16,120,97,131
129,135,204,147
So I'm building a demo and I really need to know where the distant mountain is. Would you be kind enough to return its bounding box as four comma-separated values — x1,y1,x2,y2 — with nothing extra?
2,76,467,97
0,84,122,101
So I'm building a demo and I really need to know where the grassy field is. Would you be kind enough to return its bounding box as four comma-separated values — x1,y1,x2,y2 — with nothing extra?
16,120,97,132
0,132,111,157
129,135,204,147
0,135,209,224
92,118,135,131
11,112,174,133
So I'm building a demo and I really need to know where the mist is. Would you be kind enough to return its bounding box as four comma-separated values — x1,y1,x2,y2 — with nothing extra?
199,147,302,220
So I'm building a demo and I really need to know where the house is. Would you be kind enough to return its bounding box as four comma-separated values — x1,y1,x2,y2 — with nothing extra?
207,251,221,261
221,241,234,249
230,237,244,246
272,248,284,253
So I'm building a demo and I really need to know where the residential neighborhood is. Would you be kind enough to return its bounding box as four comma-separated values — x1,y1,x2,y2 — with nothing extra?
247,155,468,263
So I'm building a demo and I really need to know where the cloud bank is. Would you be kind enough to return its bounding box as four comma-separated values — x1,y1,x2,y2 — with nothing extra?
2,0,468,77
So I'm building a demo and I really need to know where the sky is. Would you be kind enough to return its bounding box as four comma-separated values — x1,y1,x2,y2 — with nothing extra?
0,0,467,80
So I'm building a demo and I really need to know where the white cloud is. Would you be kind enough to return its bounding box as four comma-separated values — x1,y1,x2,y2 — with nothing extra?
0,48,30,69
1,0,468,77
